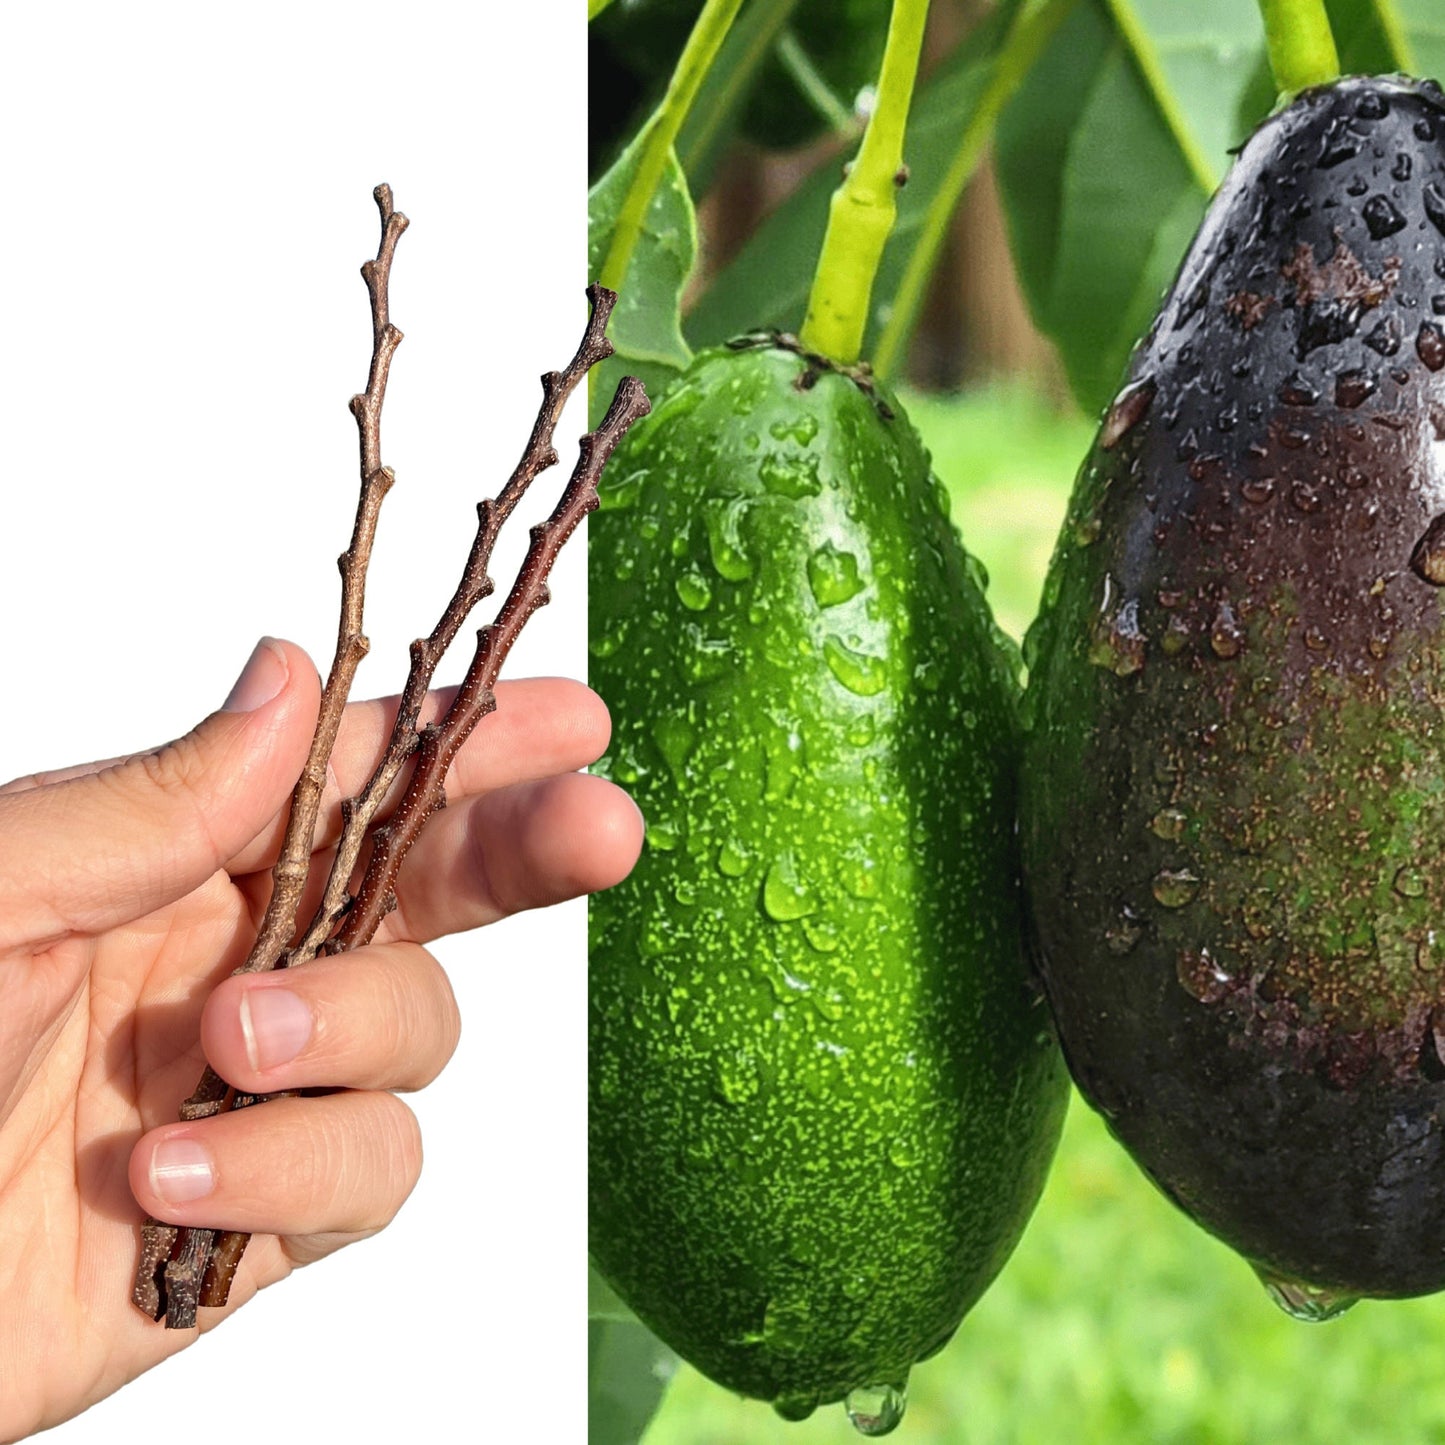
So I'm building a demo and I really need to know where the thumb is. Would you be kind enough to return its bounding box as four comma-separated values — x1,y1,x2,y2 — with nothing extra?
0,638,321,947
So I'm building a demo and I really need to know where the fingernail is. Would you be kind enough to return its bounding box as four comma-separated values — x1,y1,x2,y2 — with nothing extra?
149,1137,215,1205
240,985,313,1072
223,637,288,713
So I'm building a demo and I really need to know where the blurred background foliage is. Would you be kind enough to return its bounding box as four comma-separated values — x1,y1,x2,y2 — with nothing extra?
590,0,1445,1438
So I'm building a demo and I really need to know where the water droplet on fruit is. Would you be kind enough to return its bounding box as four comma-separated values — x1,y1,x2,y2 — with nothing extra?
1365,316,1402,355
1426,182,1445,237
845,1382,908,1437
1410,515,1445,584
1303,625,1329,652
1363,194,1407,239
1317,118,1365,168
718,837,751,878
887,1136,918,1169
1089,584,1146,677
1278,373,1319,406
716,1049,762,1105
773,1390,819,1423
1356,90,1388,119
653,713,697,780
808,543,866,608
674,567,712,612
1418,322,1445,371
802,916,840,953
1100,376,1156,449
1289,480,1322,514
1153,869,1201,908
1105,904,1145,955
1151,807,1188,841
825,637,888,696
1394,152,1414,181
1335,369,1376,408
1257,1270,1358,1322
1241,476,1276,504
1394,865,1427,899
597,467,643,512
1177,946,1234,1003
763,853,815,921
763,1293,812,1352
1210,602,1244,658
760,449,821,499
703,497,752,580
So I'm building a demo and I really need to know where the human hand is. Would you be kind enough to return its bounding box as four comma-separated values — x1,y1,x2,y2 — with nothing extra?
0,637,641,1441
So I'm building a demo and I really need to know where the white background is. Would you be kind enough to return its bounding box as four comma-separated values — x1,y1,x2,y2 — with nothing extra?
0,3,586,1438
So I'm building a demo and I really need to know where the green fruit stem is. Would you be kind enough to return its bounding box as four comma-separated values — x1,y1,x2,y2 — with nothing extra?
1256,0,1340,96
874,0,1077,381
798,0,932,365
597,0,747,296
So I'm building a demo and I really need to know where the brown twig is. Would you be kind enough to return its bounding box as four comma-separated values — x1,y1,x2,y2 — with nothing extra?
133,183,409,1328
287,285,620,970
131,213,646,1326
332,372,649,954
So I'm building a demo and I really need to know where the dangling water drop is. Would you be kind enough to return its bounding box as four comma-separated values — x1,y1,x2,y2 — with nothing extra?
845,1381,908,1437
1410,515,1445,585
773,1389,819,1423
1257,1269,1358,1322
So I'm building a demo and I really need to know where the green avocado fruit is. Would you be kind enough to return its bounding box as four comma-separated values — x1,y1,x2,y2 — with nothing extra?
1021,75,1445,1311
588,338,1068,1421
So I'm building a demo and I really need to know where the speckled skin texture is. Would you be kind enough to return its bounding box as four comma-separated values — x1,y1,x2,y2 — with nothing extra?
589,343,1067,1413
1022,76,1445,1298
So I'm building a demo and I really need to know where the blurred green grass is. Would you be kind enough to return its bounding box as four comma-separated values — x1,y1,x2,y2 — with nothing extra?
632,382,1445,1444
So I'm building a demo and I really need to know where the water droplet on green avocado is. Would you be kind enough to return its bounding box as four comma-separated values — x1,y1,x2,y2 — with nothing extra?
845,1381,908,1437
825,637,888,696
1257,1269,1358,1322
802,916,841,953
1152,868,1201,907
674,568,712,611
653,713,697,780
718,836,752,877
773,1389,819,1423
847,714,876,747
597,466,643,512
762,1292,812,1351
703,497,753,580
716,1049,762,1105
760,450,822,499
841,844,882,899
808,543,866,608
646,821,679,852
764,853,816,921
769,412,819,446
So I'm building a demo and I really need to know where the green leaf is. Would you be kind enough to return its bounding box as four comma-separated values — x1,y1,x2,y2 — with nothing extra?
995,0,1269,417
588,129,699,424
685,0,1027,353
589,1316,679,1445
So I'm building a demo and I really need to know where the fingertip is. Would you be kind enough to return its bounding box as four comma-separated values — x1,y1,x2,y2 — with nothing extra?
579,774,645,894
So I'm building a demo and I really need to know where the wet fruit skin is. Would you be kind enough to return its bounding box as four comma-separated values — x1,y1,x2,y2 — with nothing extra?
589,341,1068,1412
1022,75,1445,1299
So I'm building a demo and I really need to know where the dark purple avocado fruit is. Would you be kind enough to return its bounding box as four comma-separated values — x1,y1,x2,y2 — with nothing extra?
1021,74,1445,1312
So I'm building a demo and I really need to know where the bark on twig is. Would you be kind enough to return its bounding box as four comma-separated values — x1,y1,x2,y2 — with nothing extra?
130,190,646,1328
